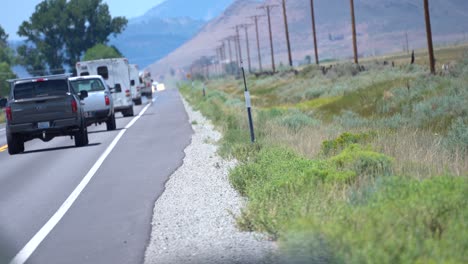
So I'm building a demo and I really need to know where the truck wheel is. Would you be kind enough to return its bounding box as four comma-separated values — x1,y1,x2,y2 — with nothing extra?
106,113,117,131
7,132,24,155
75,124,88,147
123,106,134,117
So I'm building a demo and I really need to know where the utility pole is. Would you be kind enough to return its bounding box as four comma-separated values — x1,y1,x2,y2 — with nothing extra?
226,37,233,63
350,0,359,64
233,35,241,74
424,0,436,74
240,24,253,73
281,0,293,67
310,0,319,65
216,47,223,75
258,4,278,72
250,15,265,72
235,26,243,64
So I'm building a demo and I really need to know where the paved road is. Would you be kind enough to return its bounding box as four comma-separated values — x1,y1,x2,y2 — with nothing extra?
0,89,192,264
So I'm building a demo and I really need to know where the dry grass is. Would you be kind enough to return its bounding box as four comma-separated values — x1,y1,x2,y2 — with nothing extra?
261,121,340,159
359,43,468,68
372,128,468,177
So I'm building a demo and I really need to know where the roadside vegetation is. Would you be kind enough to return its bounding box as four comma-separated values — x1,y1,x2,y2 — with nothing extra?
180,47,468,263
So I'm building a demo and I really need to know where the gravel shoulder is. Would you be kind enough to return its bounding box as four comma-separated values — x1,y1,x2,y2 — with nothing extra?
144,98,277,264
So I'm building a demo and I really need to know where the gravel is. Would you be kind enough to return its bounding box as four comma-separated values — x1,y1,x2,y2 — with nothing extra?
143,98,277,264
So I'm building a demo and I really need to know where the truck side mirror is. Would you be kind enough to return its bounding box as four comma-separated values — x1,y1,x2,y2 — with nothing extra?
114,84,122,93
0,98,7,108
79,90,88,100
130,80,135,86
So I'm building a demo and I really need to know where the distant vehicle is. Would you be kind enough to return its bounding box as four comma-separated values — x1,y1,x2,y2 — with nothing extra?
69,75,116,131
139,71,153,98
129,64,142,105
4,75,89,155
76,58,134,117
155,82,166,92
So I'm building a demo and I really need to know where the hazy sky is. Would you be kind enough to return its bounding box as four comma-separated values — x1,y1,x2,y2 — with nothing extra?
0,0,166,40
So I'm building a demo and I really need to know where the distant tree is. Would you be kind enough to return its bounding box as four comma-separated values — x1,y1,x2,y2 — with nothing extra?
304,55,312,65
16,45,48,76
0,25,17,96
83,44,123,61
64,0,127,68
17,0,127,75
0,25,15,65
0,62,17,97
0,25,7,46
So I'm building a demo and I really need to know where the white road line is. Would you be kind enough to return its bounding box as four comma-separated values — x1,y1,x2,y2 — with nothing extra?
9,101,155,264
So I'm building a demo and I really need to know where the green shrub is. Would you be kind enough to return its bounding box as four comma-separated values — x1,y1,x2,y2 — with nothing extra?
276,110,321,132
281,176,468,264
333,111,369,129
445,117,468,153
321,132,376,156
331,144,393,178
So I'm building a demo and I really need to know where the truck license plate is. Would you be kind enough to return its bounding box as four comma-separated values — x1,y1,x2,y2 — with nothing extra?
38,122,50,129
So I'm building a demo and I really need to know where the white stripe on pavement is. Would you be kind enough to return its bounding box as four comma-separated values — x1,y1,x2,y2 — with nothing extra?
9,100,155,264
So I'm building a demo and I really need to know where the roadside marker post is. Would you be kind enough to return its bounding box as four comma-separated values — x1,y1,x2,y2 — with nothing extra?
241,61,255,143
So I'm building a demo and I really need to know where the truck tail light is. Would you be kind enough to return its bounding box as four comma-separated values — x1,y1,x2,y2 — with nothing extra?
125,90,131,97
5,106,12,121
71,99,78,113
105,95,110,106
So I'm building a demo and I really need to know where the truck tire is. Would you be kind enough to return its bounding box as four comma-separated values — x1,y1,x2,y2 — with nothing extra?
123,106,134,117
75,123,89,147
7,132,24,155
106,113,117,131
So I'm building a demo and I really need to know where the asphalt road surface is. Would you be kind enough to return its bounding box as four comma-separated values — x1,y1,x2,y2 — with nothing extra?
0,89,193,264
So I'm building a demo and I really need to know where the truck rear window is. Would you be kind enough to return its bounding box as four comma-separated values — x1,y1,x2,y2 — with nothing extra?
14,80,69,100
70,79,105,92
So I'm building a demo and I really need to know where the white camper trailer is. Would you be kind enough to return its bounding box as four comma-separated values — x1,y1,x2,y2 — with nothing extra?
139,71,153,98
129,64,142,105
76,58,134,117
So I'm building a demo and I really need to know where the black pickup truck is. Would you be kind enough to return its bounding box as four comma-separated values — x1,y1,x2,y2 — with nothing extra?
4,75,89,155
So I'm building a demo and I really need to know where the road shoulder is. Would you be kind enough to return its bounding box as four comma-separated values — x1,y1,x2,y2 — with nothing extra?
144,98,277,264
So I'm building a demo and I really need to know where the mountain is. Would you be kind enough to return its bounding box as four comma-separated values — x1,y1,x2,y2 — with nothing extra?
110,17,205,67
148,0,468,76
111,0,235,68
140,0,234,21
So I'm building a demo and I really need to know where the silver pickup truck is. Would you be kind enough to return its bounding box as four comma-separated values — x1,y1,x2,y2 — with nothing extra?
4,75,89,155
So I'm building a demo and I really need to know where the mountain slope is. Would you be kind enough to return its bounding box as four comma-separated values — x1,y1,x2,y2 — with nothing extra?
148,0,468,75
112,0,235,68
142,0,234,21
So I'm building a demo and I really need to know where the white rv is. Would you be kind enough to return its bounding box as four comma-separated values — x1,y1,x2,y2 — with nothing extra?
139,71,153,98
76,58,134,117
129,64,142,105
